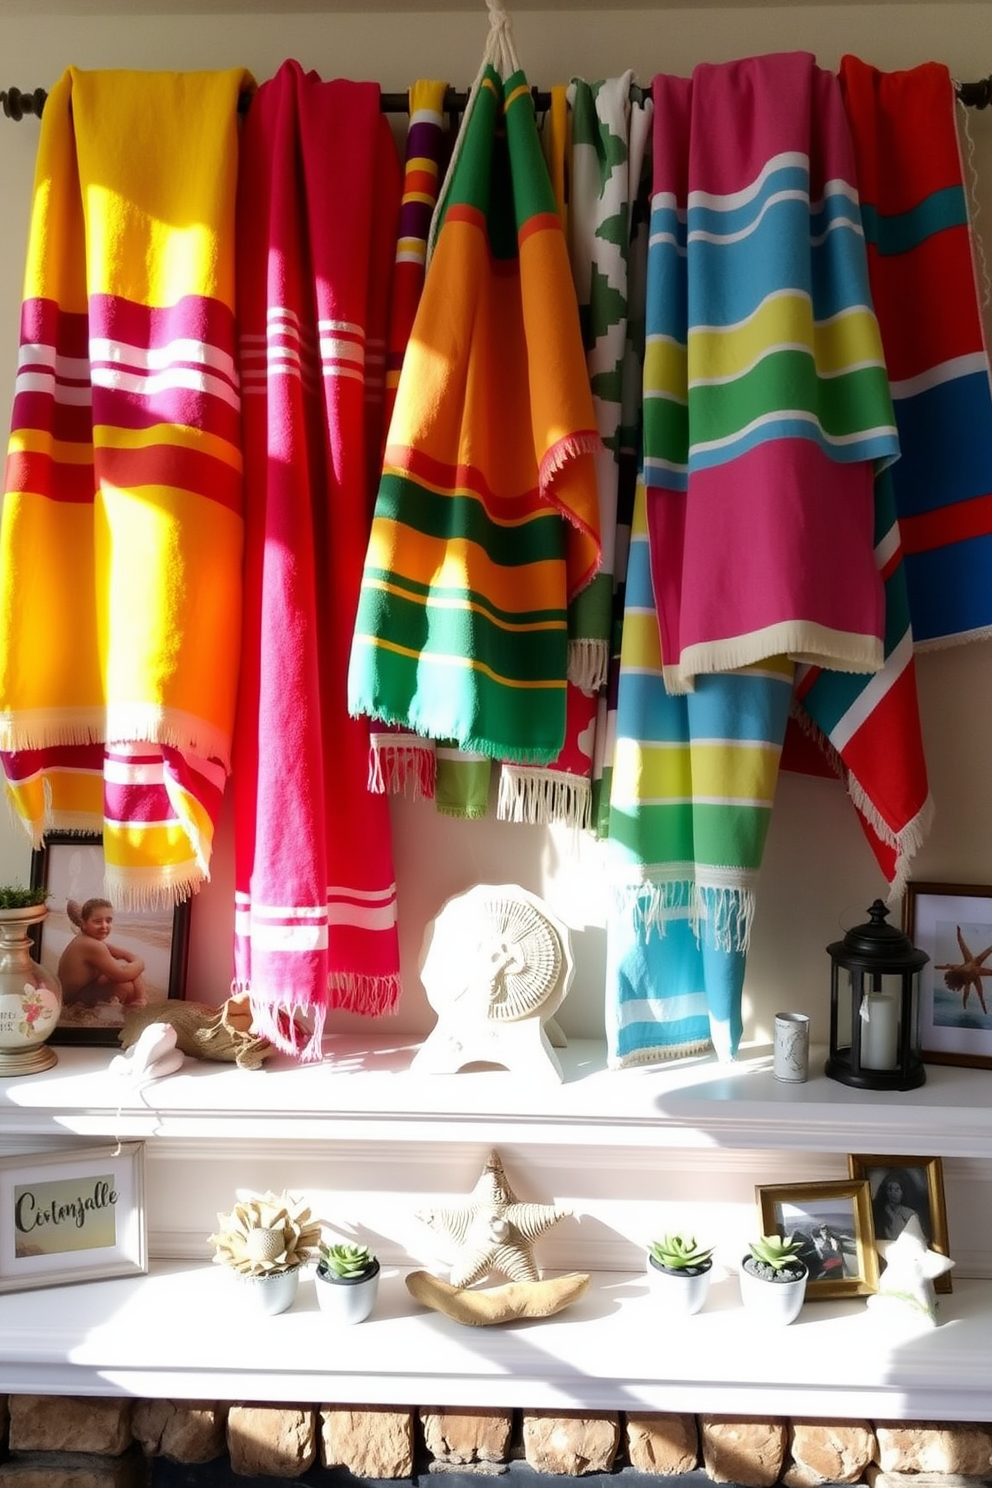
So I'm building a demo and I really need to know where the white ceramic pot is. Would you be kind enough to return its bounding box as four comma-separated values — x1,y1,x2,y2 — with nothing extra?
0,905,62,1076
738,1258,808,1325
315,1260,380,1324
646,1254,712,1316
238,1267,301,1316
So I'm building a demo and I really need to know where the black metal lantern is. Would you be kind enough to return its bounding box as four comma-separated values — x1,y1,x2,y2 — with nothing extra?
825,899,928,1091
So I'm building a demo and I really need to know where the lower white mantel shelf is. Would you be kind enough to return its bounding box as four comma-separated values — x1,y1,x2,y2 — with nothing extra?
1,1260,991,1418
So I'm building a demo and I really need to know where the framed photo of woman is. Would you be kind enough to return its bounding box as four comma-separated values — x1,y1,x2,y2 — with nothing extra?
29,832,189,1047
847,1153,952,1294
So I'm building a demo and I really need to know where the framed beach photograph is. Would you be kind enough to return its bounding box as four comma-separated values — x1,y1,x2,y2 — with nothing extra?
0,1143,147,1293
756,1179,879,1299
904,881,992,1069
29,832,189,1047
848,1153,952,1294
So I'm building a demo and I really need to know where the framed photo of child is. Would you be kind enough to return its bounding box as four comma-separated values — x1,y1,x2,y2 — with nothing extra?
29,832,190,1046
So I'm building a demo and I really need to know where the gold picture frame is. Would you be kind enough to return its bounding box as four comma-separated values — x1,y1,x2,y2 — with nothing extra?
756,1179,879,1299
848,1153,952,1294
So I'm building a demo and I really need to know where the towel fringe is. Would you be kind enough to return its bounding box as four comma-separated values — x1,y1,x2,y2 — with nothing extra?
368,737,437,799
609,1036,715,1069
677,628,883,689
330,972,401,1018
0,714,232,772
567,637,608,693
246,996,327,1064
613,876,756,952
0,720,103,753
497,765,592,830
845,772,935,904
104,863,202,912
353,708,559,766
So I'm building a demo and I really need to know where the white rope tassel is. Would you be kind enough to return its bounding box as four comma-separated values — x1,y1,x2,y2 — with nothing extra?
486,0,521,79
427,0,522,266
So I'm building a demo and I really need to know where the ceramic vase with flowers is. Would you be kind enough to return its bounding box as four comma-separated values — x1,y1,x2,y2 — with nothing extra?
738,1233,809,1325
0,885,62,1076
646,1232,715,1317
315,1240,381,1324
209,1190,322,1315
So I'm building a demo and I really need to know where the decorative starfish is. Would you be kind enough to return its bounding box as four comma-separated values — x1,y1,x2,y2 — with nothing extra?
935,926,992,1013
416,1150,572,1288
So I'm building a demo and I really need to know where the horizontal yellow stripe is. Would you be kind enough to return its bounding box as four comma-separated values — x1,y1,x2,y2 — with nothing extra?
361,575,564,634
367,517,565,618
97,483,242,731
9,430,94,465
94,421,242,471
644,338,688,400
688,297,885,382
357,633,566,691
619,610,663,670
103,820,195,870
613,738,782,802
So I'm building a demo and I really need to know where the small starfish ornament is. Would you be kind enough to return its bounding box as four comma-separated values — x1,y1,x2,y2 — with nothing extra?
417,1150,572,1287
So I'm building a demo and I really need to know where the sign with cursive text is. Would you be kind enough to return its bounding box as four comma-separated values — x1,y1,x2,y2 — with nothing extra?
0,1144,146,1292
14,1173,118,1258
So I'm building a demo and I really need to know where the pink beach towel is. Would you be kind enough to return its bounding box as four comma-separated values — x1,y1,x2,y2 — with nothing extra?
233,60,402,1060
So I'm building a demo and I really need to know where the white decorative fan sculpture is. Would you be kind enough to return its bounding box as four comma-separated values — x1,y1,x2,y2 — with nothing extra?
413,884,574,1082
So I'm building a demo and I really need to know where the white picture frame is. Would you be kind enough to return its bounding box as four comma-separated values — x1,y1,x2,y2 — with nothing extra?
0,1143,147,1292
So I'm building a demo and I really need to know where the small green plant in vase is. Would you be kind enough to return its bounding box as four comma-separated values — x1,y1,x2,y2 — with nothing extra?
315,1239,381,1323
0,885,49,909
739,1233,808,1324
647,1233,714,1276
646,1232,715,1316
745,1233,807,1282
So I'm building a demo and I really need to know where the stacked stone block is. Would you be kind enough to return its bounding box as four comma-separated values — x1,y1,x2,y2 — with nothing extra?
0,1399,990,1485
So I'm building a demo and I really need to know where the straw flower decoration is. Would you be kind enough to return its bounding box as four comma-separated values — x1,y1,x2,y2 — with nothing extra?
209,1190,323,1276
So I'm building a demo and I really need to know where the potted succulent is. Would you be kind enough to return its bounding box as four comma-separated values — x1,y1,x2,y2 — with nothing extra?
208,1190,322,1315
646,1233,715,1316
0,883,61,1077
739,1233,809,1324
315,1240,381,1324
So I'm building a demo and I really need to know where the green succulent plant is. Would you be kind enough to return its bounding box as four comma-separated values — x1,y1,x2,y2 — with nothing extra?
317,1241,377,1281
747,1233,806,1274
647,1233,714,1273
0,885,49,909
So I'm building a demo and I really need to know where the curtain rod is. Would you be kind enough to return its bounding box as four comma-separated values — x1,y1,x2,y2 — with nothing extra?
3,76,992,122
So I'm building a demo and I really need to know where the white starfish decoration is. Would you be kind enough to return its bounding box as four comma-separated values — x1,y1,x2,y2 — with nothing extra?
417,1149,572,1287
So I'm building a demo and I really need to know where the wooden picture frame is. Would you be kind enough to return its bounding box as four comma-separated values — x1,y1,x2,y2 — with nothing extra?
29,832,189,1047
0,1143,147,1293
904,881,992,1069
756,1179,879,1299
848,1153,952,1294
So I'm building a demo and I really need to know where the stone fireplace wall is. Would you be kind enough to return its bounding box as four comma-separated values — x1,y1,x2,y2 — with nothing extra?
1,1399,991,1488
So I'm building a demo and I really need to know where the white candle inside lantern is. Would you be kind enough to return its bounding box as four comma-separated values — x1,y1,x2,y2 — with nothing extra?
860,986,900,1070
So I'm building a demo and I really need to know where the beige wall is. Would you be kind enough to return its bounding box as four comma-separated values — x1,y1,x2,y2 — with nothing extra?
1,5,990,1046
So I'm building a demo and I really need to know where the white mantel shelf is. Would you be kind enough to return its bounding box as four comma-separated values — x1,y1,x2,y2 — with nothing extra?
1,1260,991,1416
2,1036,992,1155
